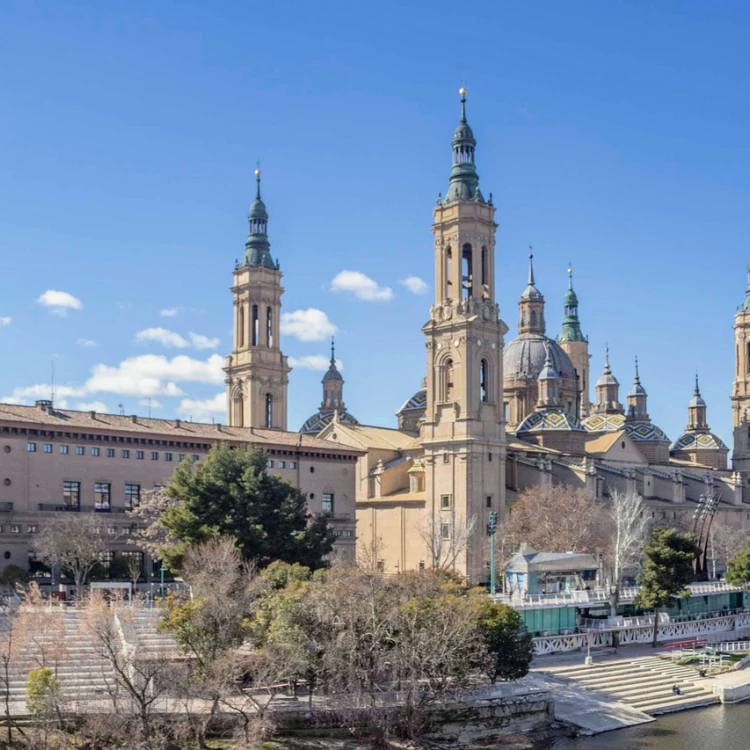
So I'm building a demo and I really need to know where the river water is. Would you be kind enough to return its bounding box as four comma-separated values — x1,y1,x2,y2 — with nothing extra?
547,703,750,749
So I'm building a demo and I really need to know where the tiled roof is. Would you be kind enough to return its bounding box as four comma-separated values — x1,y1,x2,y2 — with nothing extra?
0,403,361,454
320,422,417,450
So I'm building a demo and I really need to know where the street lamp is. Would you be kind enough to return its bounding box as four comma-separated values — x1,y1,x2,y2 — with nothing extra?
487,511,498,595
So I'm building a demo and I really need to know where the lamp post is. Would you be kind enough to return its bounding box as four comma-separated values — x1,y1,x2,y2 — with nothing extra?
159,561,165,598
487,511,498,595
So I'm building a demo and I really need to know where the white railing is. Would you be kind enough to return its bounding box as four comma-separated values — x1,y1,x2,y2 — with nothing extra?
533,611,750,656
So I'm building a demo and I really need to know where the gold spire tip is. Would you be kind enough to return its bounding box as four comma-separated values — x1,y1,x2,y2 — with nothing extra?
254,168,261,178
459,87,466,97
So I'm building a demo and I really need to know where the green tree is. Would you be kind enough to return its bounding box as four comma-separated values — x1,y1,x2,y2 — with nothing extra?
26,667,60,718
635,527,698,646
159,446,335,571
475,600,534,682
726,539,750,588
0,564,29,587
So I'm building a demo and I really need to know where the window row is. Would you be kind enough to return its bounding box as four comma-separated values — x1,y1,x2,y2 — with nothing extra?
238,304,275,348
9,426,209,450
266,459,297,470
2,525,38,534
27,443,200,462
63,480,142,510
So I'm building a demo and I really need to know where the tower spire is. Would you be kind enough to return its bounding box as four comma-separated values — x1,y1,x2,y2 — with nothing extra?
528,248,535,286
255,161,262,200
445,87,483,202
330,336,336,365
242,164,275,269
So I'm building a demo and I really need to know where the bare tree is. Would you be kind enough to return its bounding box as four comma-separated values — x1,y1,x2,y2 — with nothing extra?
711,520,750,579
124,553,144,595
603,490,650,619
507,484,608,554
417,512,477,572
128,488,180,562
0,597,27,745
32,513,106,595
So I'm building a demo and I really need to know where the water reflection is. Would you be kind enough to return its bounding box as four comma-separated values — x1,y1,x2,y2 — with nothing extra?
548,704,750,749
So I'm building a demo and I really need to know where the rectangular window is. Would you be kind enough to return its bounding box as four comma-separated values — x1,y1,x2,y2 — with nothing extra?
121,551,144,578
125,483,141,509
43,443,52,453
27,525,38,534
503,402,510,423
267,459,274,469
63,481,81,509
60,445,69,455
440,523,451,540
76,446,84,455
321,493,334,514
107,448,115,457
27,442,36,452
486,495,493,508
178,454,186,462
192,454,199,462
151,451,159,461
278,460,285,469
122,449,130,459
164,452,173,462
9,525,20,534
136,450,144,460
94,482,111,510
98,551,114,575
442,452,449,464
289,461,297,469
91,447,100,457
440,494,452,509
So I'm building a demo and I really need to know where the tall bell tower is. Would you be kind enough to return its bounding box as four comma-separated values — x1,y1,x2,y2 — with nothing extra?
224,169,290,430
421,89,508,583
732,261,750,472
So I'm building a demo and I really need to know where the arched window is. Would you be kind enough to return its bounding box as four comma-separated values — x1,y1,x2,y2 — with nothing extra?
444,359,454,402
251,305,259,346
481,246,489,298
266,306,273,347
238,306,245,348
445,247,452,299
265,393,273,428
233,393,244,428
461,243,473,299
480,359,489,402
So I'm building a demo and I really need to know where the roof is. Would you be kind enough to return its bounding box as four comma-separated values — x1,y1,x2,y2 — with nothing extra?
584,431,627,454
671,431,729,452
505,550,600,573
625,421,670,443
0,403,361,454
504,334,577,381
582,413,626,432
319,421,416,451
506,435,560,454
397,387,427,415
299,409,359,436
517,409,583,434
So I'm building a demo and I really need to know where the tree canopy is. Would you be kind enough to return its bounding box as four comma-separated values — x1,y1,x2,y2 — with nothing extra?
726,539,750,588
635,527,698,645
475,600,534,683
157,446,335,571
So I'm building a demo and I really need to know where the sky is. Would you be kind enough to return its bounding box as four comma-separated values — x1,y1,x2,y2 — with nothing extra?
1,1,750,448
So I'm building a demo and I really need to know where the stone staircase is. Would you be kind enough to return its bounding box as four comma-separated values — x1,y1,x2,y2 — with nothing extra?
546,656,719,714
4,609,116,706
120,609,180,660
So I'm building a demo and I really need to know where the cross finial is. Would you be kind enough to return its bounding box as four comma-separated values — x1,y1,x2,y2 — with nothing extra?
634,355,640,382
694,371,701,396
330,336,335,365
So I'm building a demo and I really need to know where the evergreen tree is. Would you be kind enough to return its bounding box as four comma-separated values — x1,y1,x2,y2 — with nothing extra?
475,601,534,682
635,527,698,646
160,446,335,571
726,539,750,588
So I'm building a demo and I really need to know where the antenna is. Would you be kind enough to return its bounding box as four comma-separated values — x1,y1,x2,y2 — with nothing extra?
147,397,152,418
118,403,125,416
50,360,55,407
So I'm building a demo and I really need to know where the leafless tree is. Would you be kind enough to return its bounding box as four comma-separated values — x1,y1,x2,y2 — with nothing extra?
507,484,608,554
710,520,750,579
128,488,180,562
602,490,650,619
124,552,144,595
0,597,27,745
32,512,106,595
417,512,477,572
79,592,172,749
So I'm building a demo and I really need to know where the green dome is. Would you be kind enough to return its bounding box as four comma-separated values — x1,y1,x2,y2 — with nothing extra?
240,169,276,270
249,197,268,221
444,89,484,203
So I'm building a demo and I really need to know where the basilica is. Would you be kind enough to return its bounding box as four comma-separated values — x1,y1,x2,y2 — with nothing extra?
223,90,750,583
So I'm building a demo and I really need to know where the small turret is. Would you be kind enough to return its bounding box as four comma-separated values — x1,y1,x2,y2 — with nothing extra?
593,346,623,414
626,356,649,421
242,168,276,269
445,88,484,203
518,251,545,335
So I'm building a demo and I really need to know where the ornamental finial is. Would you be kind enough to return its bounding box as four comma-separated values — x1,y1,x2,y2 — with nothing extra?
254,159,262,199
330,336,335,365
528,246,535,286
567,263,573,290
459,86,467,122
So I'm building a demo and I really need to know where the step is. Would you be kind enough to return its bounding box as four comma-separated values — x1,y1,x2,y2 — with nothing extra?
637,693,719,715
607,680,699,700
628,686,710,709
573,669,696,689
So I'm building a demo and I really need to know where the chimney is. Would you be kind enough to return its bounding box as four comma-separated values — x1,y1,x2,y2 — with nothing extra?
174,419,181,429
215,423,222,432
35,400,52,413
131,415,137,424
90,411,96,420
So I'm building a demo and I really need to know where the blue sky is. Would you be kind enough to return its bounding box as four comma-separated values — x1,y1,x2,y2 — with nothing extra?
1,1,749,447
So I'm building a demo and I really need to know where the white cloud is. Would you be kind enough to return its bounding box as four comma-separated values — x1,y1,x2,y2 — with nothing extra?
178,393,225,423
160,308,180,317
86,353,224,397
0,396,28,405
135,327,189,348
75,401,108,413
6,384,85,400
76,338,97,347
138,398,163,409
288,355,343,371
189,332,220,350
37,290,83,316
399,276,428,295
280,308,337,342
330,270,393,301
0,317,11,327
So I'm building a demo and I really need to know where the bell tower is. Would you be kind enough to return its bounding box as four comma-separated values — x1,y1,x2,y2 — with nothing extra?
732,261,750,473
422,89,508,583
224,169,290,430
